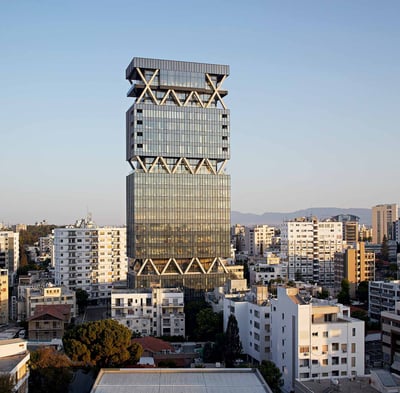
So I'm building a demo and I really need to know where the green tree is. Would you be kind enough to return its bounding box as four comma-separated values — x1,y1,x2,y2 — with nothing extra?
258,360,284,393
75,288,89,314
63,319,142,368
184,300,210,339
337,279,351,305
224,314,242,367
29,346,72,393
0,374,14,393
195,309,223,340
381,235,389,261
356,281,369,303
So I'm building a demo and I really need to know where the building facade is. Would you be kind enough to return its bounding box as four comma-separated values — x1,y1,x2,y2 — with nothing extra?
54,217,127,301
0,339,29,393
17,284,76,321
0,231,19,280
0,269,8,324
111,287,185,337
125,57,234,299
244,225,275,256
281,217,343,286
270,287,364,392
372,204,398,243
223,286,272,364
369,280,400,322
334,242,375,297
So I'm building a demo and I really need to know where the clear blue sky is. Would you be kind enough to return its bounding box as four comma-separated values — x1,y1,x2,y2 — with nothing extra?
1,0,399,225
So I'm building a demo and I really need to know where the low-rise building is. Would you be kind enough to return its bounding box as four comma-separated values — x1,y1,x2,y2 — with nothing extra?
111,287,185,337
17,283,76,321
249,263,285,285
0,339,29,393
27,304,72,341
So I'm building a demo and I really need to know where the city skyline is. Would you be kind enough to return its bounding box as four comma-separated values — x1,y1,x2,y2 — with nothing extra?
1,1,399,225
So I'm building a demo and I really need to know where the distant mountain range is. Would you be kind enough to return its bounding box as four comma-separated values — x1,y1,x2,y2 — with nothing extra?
231,208,372,226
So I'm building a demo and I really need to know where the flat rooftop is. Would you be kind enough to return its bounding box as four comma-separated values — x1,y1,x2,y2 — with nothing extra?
91,368,271,393
296,377,378,393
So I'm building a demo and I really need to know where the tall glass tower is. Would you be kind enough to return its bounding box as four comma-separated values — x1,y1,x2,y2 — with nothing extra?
125,57,233,299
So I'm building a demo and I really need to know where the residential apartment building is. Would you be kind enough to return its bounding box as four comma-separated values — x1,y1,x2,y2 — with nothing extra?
111,287,185,337
249,263,285,286
372,203,398,243
369,280,400,322
0,231,19,279
331,214,360,242
334,242,375,297
17,284,76,321
54,216,127,302
0,339,29,393
244,225,275,256
39,233,54,265
270,287,364,392
381,301,400,371
231,224,246,253
0,269,8,324
125,57,235,299
281,217,343,286
223,286,272,364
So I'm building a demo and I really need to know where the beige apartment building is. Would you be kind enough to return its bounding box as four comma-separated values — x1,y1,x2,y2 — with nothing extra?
372,203,398,243
334,242,375,297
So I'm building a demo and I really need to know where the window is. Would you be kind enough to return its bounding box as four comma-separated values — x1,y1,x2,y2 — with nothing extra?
323,331,328,337
222,125,228,129
137,109,143,113
222,114,227,118
322,345,328,353
341,358,347,364
332,357,339,365
322,359,328,366
312,332,318,337
137,144,143,148
352,328,356,336
341,343,347,353
137,132,143,136
222,136,228,140
137,120,143,125
351,343,356,353
299,346,310,354
332,343,339,351
312,359,318,365
351,357,356,367
222,147,228,152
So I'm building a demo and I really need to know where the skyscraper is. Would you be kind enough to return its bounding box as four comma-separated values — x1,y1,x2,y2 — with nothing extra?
125,57,236,299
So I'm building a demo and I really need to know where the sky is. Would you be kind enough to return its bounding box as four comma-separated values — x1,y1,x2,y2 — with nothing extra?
1,0,399,226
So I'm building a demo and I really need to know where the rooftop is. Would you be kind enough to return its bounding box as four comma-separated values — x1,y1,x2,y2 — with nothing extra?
91,368,271,393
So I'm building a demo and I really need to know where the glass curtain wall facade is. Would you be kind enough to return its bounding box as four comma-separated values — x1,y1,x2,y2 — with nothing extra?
125,57,232,299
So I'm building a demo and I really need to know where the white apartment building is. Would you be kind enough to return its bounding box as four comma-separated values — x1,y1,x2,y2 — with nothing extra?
0,231,19,279
369,280,400,322
54,216,127,301
0,269,8,324
223,286,272,364
245,225,275,256
17,284,76,321
0,339,30,393
271,287,364,392
372,203,398,243
249,263,285,286
281,217,343,286
111,287,185,337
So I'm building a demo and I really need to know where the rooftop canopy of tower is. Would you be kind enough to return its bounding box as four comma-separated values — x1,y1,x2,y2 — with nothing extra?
126,57,230,81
